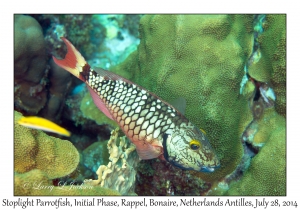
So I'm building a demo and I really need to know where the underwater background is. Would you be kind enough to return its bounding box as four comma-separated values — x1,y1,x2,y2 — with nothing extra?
14,14,286,196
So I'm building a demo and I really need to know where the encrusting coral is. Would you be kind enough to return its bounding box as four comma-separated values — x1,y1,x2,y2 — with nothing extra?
85,128,139,195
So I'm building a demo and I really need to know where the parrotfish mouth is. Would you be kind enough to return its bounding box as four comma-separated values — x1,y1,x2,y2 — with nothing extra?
200,165,220,173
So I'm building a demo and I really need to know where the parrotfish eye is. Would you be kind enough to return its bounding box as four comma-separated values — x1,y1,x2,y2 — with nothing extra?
189,139,201,150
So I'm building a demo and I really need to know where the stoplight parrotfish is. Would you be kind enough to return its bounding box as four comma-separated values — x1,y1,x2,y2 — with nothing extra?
18,116,71,137
53,37,220,172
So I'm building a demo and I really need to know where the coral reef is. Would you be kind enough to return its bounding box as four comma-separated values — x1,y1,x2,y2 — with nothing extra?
14,15,48,114
14,111,79,179
85,128,139,195
225,110,286,195
111,14,254,182
14,111,120,195
248,15,286,117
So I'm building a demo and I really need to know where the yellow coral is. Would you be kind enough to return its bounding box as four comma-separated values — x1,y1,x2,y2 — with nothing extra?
14,111,79,179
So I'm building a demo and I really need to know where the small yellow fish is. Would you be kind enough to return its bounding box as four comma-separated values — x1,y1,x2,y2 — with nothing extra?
17,116,71,137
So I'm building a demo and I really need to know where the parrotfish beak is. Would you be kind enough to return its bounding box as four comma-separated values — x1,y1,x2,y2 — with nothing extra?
200,165,220,173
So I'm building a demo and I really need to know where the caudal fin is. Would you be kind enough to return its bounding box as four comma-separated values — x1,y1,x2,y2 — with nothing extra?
52,37,87,81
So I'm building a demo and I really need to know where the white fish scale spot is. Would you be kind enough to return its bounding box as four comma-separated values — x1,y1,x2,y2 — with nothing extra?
141,89,146,94
150,116,157,124
136,117,144,126
146,124,154,135
105,86,110,92
134,126,140,135
156,104,161,109
142,121,149,130
142,95,147,100
118,110,123,116
124,106,130,113
121,114,128,120
140,110,148,117
139,130,147,138
153,128,161,139
120,104,126,110
145,112,154,120
139,101,145,106
171,113,175,117
150,107,156,112
128,110,134,116
135,97,141,101
115,93,121,98
132,102,138,109
129,121,135,130
97,87,101,92
135,106,141,113
132,114,139,121
125,117,131,125
117,100,123,107
132,90,137,94
155,119,162,128
127,99,134,105
167,118,172,125
120,95,126,100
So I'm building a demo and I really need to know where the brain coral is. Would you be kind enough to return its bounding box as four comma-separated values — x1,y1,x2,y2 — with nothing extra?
14,111,79,179
111,15,254,182
14,15,48,114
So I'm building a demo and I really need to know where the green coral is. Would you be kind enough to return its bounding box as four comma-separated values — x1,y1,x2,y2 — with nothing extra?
248,14,286,117
226,111,286,195
111,14,254,182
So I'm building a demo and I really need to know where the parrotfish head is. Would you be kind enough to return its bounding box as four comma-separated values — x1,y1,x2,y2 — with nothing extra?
162,125,220,172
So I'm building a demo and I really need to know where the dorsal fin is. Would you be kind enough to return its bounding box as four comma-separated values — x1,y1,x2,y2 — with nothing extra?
170,97,186,115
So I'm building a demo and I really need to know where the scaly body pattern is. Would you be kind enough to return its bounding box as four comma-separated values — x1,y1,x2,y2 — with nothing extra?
53,37,220,172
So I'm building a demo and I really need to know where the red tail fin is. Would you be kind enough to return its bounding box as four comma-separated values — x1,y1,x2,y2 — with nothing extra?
52,37,87,81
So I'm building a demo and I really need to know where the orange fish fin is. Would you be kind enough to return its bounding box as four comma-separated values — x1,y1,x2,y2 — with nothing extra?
52,37,87,81
134,140,163,160
87,86,114,120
